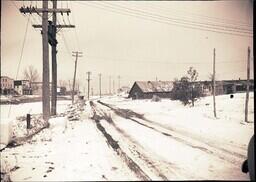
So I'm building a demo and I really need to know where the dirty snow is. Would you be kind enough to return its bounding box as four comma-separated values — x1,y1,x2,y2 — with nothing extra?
1,92,254,180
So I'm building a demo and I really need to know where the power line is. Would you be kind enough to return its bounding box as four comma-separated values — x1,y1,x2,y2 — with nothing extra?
103,1,252,33
83,54,248,65
70,2,81,51
143,2,252,28
75,2,252,37
8,15,31,117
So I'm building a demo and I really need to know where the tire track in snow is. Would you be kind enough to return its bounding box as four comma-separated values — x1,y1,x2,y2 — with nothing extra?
92,101,197,180
89,101,150,181
97,100,246,165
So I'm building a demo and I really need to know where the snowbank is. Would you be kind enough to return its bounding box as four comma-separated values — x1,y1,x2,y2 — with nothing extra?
49,117,67,134
0,118,14,149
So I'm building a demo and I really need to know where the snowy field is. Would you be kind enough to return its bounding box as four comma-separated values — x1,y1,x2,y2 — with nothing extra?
101,92,254,147
0,92,254,181
0,100,71,120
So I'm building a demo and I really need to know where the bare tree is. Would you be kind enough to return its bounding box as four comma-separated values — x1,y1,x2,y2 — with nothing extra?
187,67,199,106
59,80,68,88
23,65,40,82
187,66,198,82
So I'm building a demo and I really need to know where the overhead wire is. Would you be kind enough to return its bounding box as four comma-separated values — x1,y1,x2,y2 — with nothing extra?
98,1,252,35
8,15,31,117
103,1,252,33
75,1,252,38
145,2,252,28
70,2,81,51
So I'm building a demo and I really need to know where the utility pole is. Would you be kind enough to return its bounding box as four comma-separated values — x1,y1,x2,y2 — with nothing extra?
99,73,102,98
109,76,111,95
71,51,83,104
42,0,50,121
245,46,251,123
118,75,120,93
113,79,115,94
213,48,217,118
19,2,75,120
87,72,91,100
51,0,57,116
91,87,93,97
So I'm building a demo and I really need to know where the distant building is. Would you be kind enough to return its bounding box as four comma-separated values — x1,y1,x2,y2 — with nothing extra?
0,76,14,95
57,87,66,95
198,79,254,95
118,86,130,94
128,81,173,99
14,80,32,95
31,82,66,96
128,79,254,100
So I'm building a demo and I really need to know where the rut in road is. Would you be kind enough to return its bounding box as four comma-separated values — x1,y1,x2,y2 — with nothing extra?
97,100,246,165
89,101,151,181
92,101,197,180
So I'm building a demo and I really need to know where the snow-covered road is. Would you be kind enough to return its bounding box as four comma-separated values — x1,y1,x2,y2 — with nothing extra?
90,98,250,180
1,93,253,180
1,102,138,181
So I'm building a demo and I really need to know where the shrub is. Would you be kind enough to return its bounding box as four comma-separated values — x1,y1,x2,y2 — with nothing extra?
151,95,161,102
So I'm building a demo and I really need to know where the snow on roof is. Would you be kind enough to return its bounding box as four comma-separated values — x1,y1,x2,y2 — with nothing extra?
135,81,173,93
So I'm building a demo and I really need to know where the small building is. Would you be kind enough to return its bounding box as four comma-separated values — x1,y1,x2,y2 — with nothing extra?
57,87,66,95
0,76,14,95
197,79,254,96
128,81,173,99
14,80,32,95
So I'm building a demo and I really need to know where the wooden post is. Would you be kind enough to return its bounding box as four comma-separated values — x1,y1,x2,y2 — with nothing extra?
109,76,111,95
245,47,250,123
99,73,102,98
213,48,217,118
72,55,78,104
51,0,57,115
87,72,91,100
42,0,50,121
118,75,120,93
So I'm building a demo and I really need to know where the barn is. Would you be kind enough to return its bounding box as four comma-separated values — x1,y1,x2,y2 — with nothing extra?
128,81,173,99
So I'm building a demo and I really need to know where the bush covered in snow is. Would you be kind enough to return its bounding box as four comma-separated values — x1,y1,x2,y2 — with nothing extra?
151,95,161,102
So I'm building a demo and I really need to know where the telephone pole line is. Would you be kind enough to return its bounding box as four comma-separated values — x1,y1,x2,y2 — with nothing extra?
19,1,75,120
87,72,91,100
118,75,120,93
51,0,57,116
71,51,83,104
99,73,102,98
245,46,251,123
113,79,115,94
213,48,217,118
109,76,111,95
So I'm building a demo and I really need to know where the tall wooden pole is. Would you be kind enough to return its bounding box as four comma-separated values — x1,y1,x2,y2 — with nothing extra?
118,75,120,93
245,46,250,123
87,72,91,100
99,73,102,98
42,0,50,121
71,54,78,104
109,76,111,95
51,0,57,115
213,48,217,118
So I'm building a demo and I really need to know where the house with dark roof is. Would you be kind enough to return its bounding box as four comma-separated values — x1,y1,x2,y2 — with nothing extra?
128,81,174,99
128,79,254,100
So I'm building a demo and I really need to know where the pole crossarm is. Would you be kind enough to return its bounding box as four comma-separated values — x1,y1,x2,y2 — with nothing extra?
33,24,75,28
20,7,71,14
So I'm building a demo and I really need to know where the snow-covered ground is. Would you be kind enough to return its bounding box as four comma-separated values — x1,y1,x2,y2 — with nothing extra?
96,92,254,180
100,92,254,148
0,100,71,119
1,93,254,181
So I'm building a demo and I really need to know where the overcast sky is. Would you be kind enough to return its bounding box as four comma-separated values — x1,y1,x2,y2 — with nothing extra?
1,0,253,95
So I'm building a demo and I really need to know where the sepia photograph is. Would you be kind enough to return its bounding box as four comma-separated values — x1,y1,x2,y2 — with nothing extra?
0,0,254,181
